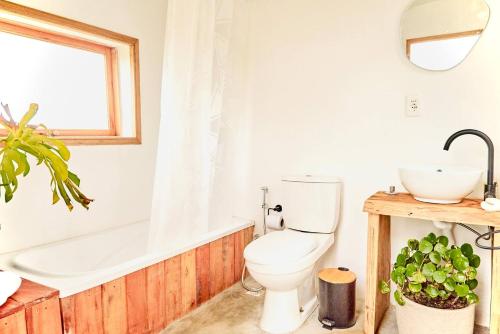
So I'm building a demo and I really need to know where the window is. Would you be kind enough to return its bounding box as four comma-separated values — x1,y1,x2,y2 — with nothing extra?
0,1,141,144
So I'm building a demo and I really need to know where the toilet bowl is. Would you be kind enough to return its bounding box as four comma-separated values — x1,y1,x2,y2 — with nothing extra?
244,229,335,333
244,175,342,334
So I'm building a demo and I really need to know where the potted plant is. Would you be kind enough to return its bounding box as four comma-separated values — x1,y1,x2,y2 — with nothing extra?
0,103,92,210
380,232,480,334
0,102,92,305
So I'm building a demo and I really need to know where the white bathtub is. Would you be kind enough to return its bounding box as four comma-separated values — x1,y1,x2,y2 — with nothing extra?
0,218,254,297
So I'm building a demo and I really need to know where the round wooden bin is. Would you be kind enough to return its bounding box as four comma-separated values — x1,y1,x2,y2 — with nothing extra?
318,267,356,330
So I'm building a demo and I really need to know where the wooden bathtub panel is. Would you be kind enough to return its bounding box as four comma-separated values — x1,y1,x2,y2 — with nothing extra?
25,296,62,334
0,310,27,334
165,255,182,325
222,234,235,288
60,296,76,334
234,229,246,282
125,269,148,333
74,287,104,334
10,280,59,308
146,262,167,332
102,277,127,334
195,244,210,305
209,238,224,297
180,249,197,314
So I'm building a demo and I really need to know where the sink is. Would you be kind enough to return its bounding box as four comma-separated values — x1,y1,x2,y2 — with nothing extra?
399,166,483,204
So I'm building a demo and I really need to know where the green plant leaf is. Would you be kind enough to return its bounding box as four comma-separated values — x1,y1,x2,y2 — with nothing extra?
413,251,424,265
406,263,417,277
410,271,426,283
425,285,439,298
408,282,422,293
425,233,437,244
396,254,407,267
68,171,81,187
432,270,447,284
379,280,390,294
452,272,467,283
444,278,456,292
429,251,441,264
453,256,469,272
455,284,470,297
422,263,436,277
434,242,447,255
469,254,481,268
449,248,462,260
391,268,405,286
467,267,477,280
394,290,405,306
408,239,419,251
437,235,449,247
466,292,479,304
460,243,473,258
467,279,478,290
419,239,433,254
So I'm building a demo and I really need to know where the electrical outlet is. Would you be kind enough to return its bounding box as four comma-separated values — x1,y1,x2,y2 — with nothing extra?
406,96,420,117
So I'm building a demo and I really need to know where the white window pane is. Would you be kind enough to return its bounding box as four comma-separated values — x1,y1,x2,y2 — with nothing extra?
0,31,109,129
410,35,480,71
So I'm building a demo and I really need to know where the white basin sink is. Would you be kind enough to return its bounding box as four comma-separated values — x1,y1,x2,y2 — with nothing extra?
399,166,483,204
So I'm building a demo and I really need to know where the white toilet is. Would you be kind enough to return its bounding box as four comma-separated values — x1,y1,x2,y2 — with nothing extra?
244,175,341,334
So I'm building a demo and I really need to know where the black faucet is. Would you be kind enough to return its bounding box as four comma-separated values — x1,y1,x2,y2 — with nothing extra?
443,129,496,199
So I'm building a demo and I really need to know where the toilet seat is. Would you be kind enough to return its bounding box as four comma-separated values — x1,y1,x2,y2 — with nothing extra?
244,230,318,265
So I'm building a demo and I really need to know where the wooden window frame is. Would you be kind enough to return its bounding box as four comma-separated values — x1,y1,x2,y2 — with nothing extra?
406,29,483,58
0,0,141,145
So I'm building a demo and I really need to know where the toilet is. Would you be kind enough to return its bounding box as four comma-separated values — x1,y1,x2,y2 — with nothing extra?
244,175,341,334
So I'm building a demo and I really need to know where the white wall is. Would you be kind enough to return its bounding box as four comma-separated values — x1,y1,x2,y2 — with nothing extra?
0,0,167,253
244,0,500,326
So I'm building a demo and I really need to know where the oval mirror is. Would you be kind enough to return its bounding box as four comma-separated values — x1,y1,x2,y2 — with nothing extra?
401,0,490,71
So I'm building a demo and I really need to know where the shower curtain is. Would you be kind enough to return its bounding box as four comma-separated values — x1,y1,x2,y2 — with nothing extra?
150,0,252,248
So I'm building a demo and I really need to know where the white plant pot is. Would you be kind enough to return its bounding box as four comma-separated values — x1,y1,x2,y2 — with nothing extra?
0,271,22,306
395,296,475,334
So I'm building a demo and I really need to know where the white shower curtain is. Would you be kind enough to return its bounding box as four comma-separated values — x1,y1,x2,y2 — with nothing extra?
150,0,252,248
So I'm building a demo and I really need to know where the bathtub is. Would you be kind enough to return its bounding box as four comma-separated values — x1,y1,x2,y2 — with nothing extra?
0,217,254,297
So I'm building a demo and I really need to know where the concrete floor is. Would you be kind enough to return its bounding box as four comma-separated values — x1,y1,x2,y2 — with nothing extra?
163,280,489,334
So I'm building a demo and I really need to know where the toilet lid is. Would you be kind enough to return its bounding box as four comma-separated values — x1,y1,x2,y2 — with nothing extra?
244,230,318,265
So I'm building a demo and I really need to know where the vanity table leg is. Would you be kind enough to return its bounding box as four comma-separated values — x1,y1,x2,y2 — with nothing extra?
491,230,500,334
364,214,391,334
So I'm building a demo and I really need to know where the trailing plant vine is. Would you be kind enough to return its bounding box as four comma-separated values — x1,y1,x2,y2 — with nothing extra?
0,103,92,211
380,232,480,309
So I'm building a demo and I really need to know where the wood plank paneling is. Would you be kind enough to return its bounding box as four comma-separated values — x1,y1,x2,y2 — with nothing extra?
146,262,166,332
180,250,197,314
125,269,148,334
234,230,246,282
10,280,59,308
209,238,224,297
0,299,23,320
25,296,61,334
74,286,103,334
102,277,127,334
222,234,235,288
364,214,391,334
60,296,75,334
195,244,210,305
0,310,26,334
165,255,182,325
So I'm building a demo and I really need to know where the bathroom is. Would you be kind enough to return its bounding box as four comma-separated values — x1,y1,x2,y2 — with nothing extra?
0,0,499,333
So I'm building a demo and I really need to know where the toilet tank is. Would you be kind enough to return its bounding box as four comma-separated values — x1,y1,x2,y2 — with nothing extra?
281,175,342,233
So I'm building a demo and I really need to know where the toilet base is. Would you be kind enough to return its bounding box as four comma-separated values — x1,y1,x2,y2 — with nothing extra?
260,289,318,334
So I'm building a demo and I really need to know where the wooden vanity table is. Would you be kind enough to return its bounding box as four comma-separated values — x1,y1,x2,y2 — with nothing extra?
363,192,500,334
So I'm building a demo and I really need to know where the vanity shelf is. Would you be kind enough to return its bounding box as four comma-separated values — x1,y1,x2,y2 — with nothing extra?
363,191,500,334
